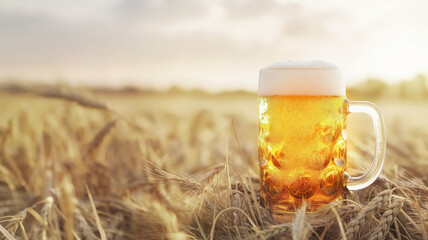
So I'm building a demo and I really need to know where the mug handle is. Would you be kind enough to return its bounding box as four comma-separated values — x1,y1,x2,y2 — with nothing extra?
346,101,386,190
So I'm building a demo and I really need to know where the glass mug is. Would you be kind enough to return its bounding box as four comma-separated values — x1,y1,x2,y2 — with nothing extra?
258,61,386,217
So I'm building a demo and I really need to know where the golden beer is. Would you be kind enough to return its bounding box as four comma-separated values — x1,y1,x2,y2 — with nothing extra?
258,95,347,212
258,60,386,218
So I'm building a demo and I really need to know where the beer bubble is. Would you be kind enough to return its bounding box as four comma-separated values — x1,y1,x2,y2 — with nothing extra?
258,143,267,167
342,98,349,113
263,167,283,194
334,158,345,167
332,138,346,166
310,147,330,170
258,141,271,168
342,129,347,140
288,168,316,199
320,166,342,196
320,118,342,143
344,172,350,181
319,119,334,142
258,98,268,115
268,142,284,168
259,158,267,167
263,181,280,195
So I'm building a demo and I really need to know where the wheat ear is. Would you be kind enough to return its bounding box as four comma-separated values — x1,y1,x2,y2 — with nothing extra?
346,189,392,239
368,200,404,240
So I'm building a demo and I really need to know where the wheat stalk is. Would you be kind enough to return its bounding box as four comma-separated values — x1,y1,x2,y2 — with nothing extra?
244,224,291,239
0,210,26,240
82,119,118,160
39,91,109,110
292,203,312,240
86,186,107,240
145,160,201,189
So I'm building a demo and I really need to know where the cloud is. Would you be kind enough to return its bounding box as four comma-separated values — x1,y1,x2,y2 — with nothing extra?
1,0,428,90
222,0,278,20
0,1,364,88
114,0,209,26
276,3,349,40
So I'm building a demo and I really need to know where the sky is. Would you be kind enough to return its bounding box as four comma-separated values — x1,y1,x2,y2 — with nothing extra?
1,0,428,91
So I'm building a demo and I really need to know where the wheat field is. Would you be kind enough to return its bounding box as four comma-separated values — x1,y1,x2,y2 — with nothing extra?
0,85,427,239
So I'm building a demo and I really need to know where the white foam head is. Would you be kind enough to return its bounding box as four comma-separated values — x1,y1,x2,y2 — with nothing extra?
258,60,345,96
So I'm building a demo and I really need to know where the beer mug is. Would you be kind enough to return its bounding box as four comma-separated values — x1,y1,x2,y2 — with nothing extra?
258,61,386,216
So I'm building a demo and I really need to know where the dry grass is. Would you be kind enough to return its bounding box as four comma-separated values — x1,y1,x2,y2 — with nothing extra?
0,86,427,239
